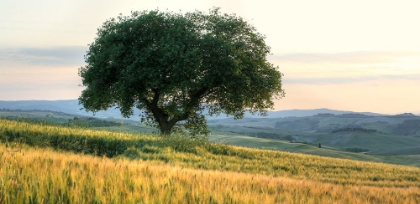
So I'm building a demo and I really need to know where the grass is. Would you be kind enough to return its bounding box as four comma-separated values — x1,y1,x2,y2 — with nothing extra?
311,131,420,155
209,129,420,165
1,119,420,203
208,124,420,167
2,119,420,187
3,109,420,167
2,144,420,203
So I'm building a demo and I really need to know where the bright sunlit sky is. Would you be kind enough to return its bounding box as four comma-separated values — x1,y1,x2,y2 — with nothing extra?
1,0,420,114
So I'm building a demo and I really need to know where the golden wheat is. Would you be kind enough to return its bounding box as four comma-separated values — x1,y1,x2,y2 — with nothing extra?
1,144,420,203
1,119,420,189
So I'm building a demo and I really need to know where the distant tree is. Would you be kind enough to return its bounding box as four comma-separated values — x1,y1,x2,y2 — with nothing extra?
78,8,285,136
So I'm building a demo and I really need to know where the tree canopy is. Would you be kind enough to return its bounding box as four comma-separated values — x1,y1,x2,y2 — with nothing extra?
78,8,285,136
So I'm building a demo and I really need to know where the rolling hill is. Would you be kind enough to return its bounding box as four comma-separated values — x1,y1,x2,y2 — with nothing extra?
1,100,420,167
0,99,386,119
1,119,420,203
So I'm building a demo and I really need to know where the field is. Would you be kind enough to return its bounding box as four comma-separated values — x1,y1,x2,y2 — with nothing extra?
207,114,420,167
1,119,420,203
2,109,420,168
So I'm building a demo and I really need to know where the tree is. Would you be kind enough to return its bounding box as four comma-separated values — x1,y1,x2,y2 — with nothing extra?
78,8,285,136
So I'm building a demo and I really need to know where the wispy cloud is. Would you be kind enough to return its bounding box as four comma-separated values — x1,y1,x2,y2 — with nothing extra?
272,50,420,85
0,46,87,67
284,74,420,85
269,51,420,64
0,46,83,100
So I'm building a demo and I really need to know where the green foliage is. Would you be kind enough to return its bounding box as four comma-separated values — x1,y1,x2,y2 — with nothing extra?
79,8,284,136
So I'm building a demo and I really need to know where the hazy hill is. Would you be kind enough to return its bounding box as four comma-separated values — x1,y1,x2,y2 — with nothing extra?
0,100,138,119
263,108,382,117
1,108,420,167
209,112,420,136
2,99,420,147
207,112,420,158
0,100,384,120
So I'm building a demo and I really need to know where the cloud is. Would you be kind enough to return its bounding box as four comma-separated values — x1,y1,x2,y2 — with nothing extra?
284,74,420,85
0,46,87,67
269,51,420,65
271,50,420,85
0,80,79,91
283,77,374,84
0,75,83,100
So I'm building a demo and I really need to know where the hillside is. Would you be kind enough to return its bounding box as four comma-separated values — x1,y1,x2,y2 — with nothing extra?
1,109,420,167
207,113,420,166
208,113,420,134
1,119,420,203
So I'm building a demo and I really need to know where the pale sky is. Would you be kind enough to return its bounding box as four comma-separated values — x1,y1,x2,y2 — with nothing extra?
1,0,420,114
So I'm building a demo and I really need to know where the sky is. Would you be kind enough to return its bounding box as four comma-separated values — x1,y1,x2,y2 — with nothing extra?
1,0,420,114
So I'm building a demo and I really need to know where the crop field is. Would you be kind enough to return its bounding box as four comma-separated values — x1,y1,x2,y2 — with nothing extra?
2,144,420,203
208,129,420,167
1,119,420,203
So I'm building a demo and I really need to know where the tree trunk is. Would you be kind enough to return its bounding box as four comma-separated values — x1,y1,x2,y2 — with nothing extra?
159,121,175,135
145,90,190,136
145,91,175,135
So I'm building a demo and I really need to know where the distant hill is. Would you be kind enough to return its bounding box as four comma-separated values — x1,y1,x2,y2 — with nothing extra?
262,108,383,118
2,101,420,167
0,100,387,120
0,100,131,119
209,111,420,137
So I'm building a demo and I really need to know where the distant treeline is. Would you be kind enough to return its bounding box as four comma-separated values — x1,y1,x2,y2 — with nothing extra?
334,114,372,118
316,113,373,118
331,127,377,133
345,147,369,153
69,117,122,127
389,113,416,118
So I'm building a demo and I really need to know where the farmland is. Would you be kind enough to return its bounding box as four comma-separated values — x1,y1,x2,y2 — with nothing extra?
1,118,420,203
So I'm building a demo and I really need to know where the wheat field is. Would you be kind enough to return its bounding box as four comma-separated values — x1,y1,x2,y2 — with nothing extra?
1,119,420,203
1,143,420,203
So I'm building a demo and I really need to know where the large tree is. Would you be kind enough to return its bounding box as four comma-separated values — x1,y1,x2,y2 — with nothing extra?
78,8,285,136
